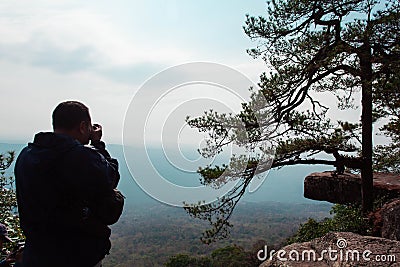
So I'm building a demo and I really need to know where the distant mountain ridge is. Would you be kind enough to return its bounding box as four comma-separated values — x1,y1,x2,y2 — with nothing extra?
1,142,333,205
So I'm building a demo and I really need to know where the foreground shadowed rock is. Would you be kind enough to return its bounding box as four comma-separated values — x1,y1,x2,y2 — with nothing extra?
372,198,400,241
260,232,400,267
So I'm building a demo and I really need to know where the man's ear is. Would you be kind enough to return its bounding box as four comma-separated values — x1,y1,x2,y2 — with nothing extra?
79,121,87,134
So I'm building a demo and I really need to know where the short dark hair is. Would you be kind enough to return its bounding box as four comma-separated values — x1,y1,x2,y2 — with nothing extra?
52,101,91,130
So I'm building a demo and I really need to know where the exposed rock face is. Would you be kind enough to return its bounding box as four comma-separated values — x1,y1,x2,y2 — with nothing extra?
373,199,400,241
304,172,400,204
260,232,400,267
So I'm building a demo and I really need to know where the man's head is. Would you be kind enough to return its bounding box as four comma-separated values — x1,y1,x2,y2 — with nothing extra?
52,101,92,145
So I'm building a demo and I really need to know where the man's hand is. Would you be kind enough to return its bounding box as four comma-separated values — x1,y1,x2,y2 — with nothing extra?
90,123,103,143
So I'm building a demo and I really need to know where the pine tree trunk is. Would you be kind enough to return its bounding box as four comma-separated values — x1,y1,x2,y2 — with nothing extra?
360,43,374,213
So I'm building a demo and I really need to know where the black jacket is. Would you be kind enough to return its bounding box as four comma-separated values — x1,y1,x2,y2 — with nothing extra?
15,132,124,267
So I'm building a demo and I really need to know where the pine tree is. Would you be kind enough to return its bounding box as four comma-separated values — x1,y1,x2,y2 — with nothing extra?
0,150,24,250
185,0,400,243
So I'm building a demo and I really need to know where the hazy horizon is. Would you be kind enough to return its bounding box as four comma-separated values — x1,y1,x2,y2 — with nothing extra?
1,141,333,206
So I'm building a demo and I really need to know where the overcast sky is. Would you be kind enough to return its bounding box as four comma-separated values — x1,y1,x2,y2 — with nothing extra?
0,0,271,145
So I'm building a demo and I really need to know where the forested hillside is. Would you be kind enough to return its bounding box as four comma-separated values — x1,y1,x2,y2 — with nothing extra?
104,201,331,266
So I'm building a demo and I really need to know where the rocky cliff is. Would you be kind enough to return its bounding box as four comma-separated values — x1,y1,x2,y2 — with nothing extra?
260,232,400,267
304,172,400,204
260,172,400,266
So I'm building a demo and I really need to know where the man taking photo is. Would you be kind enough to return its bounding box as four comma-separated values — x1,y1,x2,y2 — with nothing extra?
15,101,124,267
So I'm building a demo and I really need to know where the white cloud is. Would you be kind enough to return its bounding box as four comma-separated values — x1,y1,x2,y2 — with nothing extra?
0,0,191,72
0,0,272,145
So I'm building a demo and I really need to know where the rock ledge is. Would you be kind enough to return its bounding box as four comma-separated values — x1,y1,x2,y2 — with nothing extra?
304,172,400,204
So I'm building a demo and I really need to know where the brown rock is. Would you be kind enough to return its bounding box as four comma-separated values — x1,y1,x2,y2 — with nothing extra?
304,172,400,204
260,232,400,267
373,199,400,241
